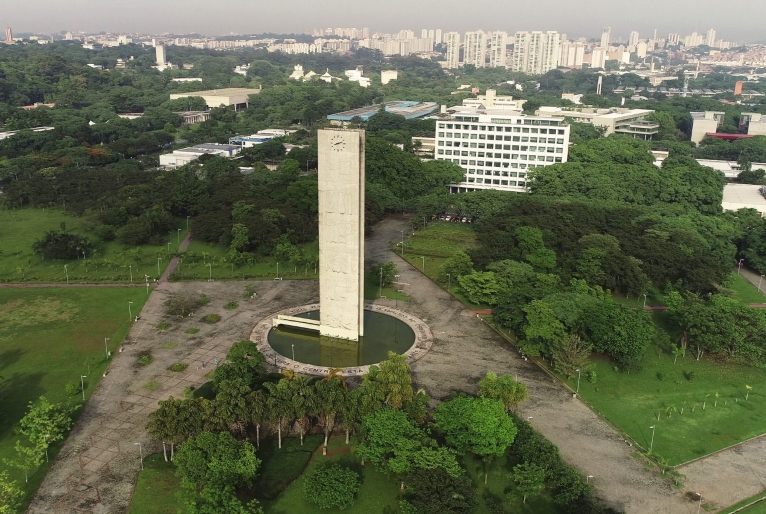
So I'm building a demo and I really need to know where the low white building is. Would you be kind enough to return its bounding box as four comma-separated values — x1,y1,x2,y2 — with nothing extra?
435,107,570,193
381,70,399,85
536,106,659,139
690,111,725,145
462,89,526,111
159,144,241,168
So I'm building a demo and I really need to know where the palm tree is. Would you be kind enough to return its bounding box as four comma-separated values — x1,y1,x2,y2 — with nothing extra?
247,389,268,449
315,378,346,448
290,376,316,446
215,379,251,437
265,381,292,449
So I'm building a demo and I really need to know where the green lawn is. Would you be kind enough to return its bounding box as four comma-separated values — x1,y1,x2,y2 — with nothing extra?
0,287,148,511
0,208,189,283
719,491,766,514
563,336,766,465
127,453,182,514
724,273,766,304
400,222,486,307
172,239,318,282
264,436,401,513
462,454,559,514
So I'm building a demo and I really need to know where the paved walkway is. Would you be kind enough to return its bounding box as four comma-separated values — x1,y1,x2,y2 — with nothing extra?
27,279,315,514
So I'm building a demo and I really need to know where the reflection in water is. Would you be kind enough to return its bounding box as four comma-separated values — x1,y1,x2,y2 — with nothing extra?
268,310,415,367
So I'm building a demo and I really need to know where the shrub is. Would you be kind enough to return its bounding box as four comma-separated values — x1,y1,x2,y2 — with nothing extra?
168,362,189,372
186,328,200,334
137,353,153,366
64,381,80,396
157,322,171,330
144,381,160,391
162,341,177,349
303,464,360,510
165,293,208,317
586,370,597,384
32,231,94,260
224,301,238,310
684,371,696,381
202,314,221,324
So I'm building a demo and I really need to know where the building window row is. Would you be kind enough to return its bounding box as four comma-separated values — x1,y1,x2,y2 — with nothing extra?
438,123,564,135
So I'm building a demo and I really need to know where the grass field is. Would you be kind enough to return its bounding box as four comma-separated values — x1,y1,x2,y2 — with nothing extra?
265,436,401,513
563,332,766,466
462,453,559,514
724,273,766,304
0,287,148,508
0,208,189,283
127,453,182,514
171,239,319,282
399,222,484,307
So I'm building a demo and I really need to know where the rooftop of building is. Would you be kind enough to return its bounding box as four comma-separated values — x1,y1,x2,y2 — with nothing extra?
170,88,261,97
722,183,766,214
537,106,655,119
327,101,438,121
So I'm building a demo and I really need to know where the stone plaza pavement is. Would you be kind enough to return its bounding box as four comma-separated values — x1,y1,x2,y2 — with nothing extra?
27,279,317,513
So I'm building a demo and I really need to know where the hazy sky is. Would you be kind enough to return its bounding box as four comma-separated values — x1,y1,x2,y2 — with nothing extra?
3,0,765,42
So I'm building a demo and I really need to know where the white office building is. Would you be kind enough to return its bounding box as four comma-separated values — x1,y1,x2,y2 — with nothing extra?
600,27,611,48
628,31,640,49
464,31,487,67
513,31,560,74
444,32,461,69
435,108,570,193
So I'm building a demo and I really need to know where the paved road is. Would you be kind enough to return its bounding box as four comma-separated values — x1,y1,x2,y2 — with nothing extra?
366,217,692,514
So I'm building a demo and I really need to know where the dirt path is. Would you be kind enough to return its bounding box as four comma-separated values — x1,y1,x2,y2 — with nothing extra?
367,217,692,514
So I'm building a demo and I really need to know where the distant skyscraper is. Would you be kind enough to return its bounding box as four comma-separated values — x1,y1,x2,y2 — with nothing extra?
444,32,461,69
488,31,508,68
464,31,487,67
421,28,428,38
628,31,640,48
706,28,717,47
5,27,13,44
600,27,611,48
590,47,607,69
155,43,167,66
560,40,585,68
513,31,560,74
668,33,680,45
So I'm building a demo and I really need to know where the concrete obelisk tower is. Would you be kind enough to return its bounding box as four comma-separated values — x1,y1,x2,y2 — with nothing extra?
317,129,365,341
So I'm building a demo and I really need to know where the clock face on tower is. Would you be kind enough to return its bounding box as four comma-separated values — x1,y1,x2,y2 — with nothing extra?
330,134,347,152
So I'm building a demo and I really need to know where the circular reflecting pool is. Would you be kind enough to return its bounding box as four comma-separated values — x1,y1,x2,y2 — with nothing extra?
268,309,415,367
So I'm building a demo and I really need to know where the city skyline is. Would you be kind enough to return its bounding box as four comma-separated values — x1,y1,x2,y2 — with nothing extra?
2,0,765,43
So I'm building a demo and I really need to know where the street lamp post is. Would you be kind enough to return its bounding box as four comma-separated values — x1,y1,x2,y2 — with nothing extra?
186,215,190,231
104,338,110,359
420,256,425,272
167,242,171,254
379,267,383,298
587,475,593,483
575,369,582,396
157,257,161,276
291,344,295,361
696,493,703,514
738,258,745,274
134,442,144,470
760,275,765,292
207,263,212,282
129,265,133,284
64,265,68,284
276,262,279,279
649,425,656,453
128,301,134,322
400,230,405,256
177,228,181,247
80,375,87,401
144,275,150,295
643,293,647,308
